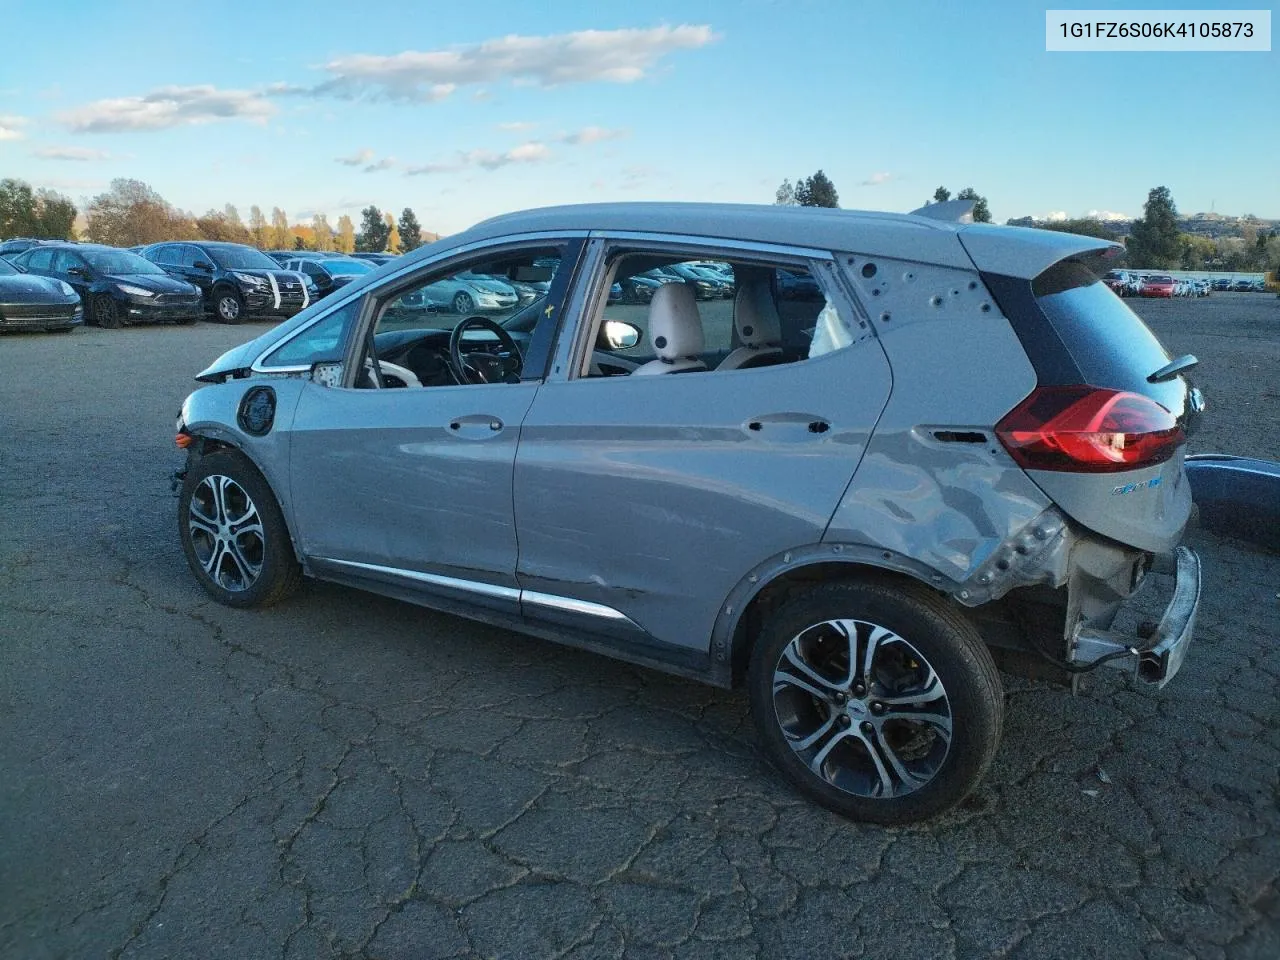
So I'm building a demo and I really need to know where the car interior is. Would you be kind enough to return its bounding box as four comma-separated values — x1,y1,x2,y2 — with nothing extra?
342,246,847,390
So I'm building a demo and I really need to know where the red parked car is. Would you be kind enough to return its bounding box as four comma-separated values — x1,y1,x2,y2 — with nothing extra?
1141,276,1177,298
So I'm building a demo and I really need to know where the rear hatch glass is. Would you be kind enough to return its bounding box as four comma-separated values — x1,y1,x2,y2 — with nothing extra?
1033,258,1189,419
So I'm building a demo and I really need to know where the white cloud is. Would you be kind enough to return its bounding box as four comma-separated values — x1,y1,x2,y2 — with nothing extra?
335,148,376,166
1043,211,1069,222
1086,209,1131,222
363,157,397,172
0,114,29,140
557,125,627,145
59,85,274,133
859,172,893,186
33,146,111,161
298,25,717,103
406,141,550,176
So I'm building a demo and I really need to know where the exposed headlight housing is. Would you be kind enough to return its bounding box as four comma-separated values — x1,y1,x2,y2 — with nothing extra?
57,280,75,296
116,283,156,298
232,272,268,288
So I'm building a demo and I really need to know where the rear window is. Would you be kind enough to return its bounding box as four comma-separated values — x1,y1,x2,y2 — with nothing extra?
1033,260,1182,407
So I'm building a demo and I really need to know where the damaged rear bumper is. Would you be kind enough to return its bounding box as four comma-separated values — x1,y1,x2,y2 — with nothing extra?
1070,546,1201,687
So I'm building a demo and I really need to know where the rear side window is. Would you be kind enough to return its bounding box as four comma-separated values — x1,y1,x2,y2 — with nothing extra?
1033,260,1174,399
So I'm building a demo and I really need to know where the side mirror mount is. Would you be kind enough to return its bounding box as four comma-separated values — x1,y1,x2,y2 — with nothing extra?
603,319,641,350
67,266,88,279
193,260,214,271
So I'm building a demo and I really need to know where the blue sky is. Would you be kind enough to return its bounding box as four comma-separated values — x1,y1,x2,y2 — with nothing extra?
0,0,1274,235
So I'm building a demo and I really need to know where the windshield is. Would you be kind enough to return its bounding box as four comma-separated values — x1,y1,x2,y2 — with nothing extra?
210,246,280,270
0,258,16,276
84,249,166,275
322,259,373,277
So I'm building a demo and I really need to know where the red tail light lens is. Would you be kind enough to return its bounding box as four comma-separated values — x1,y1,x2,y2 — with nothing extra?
996,386,1183,473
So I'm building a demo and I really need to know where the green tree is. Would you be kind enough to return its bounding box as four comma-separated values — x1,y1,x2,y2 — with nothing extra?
774,179,797,206
1038,218,1119,241
794,170,839,208
269,207,291,250
0,179,77,239
932,186,951,203
955,187,991,223
35,189,77,239
1126,186,1181,268
248,205,267,248
356,204,390,252
397,207,423,252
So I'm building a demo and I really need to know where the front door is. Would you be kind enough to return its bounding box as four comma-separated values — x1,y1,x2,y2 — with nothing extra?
285,239,582,611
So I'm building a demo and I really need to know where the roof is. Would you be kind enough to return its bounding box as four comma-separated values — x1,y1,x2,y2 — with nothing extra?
435,202,1119,279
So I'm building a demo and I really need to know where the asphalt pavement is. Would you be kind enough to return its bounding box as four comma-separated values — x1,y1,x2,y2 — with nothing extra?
1,293,1278,959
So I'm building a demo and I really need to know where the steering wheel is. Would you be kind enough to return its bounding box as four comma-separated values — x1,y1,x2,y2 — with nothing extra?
449,316,523,385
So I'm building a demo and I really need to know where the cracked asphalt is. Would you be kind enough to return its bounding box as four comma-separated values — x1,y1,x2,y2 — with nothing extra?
2,293,1278,959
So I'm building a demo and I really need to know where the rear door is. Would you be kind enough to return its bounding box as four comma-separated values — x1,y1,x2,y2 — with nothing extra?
513,237,893,656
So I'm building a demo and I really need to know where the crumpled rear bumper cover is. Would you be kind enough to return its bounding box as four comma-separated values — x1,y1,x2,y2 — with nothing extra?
1071,545,1201,687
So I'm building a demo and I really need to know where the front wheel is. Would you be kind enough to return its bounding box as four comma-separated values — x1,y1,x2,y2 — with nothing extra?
215,288,244,324
452,291,474,314
178,449,301,608
93,294,122,329
748,579,1003,824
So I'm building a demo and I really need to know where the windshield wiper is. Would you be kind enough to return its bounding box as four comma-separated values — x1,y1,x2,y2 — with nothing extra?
1148,354,1198,384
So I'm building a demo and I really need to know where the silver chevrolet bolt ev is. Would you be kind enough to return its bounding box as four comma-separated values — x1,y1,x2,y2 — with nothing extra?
175,203,1202,824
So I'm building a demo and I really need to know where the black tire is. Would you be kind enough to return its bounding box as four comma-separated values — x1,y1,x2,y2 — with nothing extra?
93,294,122,329
747,578,1003,825
214,287,244,324
452,291,474,315
178,448,302,608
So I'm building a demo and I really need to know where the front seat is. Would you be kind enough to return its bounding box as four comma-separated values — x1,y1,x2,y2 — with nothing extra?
631,282,707,375
718,280,784,370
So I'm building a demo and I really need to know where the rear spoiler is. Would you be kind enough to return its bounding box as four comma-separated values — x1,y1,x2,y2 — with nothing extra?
958,224,1123,281
908,199,976,223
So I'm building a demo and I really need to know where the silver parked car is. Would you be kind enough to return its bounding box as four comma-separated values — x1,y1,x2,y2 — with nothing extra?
174,202,1204,824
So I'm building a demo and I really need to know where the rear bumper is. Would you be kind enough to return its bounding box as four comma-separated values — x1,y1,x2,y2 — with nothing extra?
1070,546,1201,688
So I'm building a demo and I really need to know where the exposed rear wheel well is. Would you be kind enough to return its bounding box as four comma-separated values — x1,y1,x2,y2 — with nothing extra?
729,562,927,686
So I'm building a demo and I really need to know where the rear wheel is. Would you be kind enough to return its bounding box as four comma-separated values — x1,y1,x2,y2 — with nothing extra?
178,449,301,608
93,294,122,329
214,288,244,324
748,578,1003,824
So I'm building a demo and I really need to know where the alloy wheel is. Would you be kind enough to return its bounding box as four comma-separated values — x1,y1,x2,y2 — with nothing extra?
771,618,953,799
187,474,264,592
218,296,241,321
453,291,474,314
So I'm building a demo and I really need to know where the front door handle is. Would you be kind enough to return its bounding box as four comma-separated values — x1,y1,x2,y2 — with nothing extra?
447,414,505,437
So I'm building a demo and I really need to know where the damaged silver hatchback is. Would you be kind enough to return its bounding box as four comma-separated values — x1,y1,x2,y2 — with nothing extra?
175,202,1203,824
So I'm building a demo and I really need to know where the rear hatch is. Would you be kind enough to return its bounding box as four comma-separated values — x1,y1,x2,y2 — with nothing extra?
980,253,1199,555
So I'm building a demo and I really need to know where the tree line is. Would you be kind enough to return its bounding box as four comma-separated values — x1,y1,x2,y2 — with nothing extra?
0,176,430,254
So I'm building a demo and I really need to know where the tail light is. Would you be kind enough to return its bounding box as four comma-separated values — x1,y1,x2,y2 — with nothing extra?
996,386,1183,473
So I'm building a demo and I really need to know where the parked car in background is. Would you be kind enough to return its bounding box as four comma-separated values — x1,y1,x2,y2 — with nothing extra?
1102,270,1128,295
776,266,824,300
172,202,1202,825
0,252,81,332
11,243,201,327
280,256,375,299
1212,277,1232,291
141,241,318,323
0,238,58,258
351,253,396,266
266,250,326,266
1140,276,1177,298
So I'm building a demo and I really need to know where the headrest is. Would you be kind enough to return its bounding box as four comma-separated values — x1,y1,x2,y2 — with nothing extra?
647,282,704,360
734,280,782,347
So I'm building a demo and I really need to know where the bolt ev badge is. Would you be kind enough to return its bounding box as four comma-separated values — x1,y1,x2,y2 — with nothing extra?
1112,476,1162,496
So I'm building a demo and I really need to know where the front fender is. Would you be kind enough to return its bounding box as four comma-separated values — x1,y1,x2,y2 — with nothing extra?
179,376,309,553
